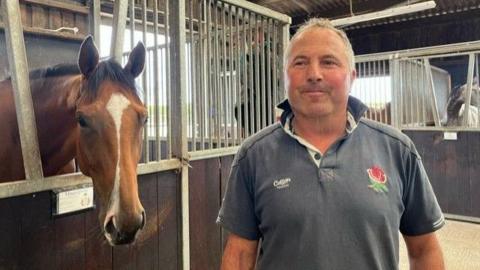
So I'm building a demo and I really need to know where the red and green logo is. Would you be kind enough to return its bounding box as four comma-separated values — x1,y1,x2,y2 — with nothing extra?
367,166,388,193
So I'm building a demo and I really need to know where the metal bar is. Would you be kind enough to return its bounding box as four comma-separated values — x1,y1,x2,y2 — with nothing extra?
390,60,400,128
248,12,255,136
220,0,291,24
266,18,272,124
272,21,278,115
228,4,235,146
141,0,149,162
189,146,240,161
166,0,172,158
168,0,190,269
463,53,475,127
129,0,135,48
190,0,197,151
242,10,250,138
260,17,266,128
222,2,228,147
2,0,44,180
236,7,243,143
213,2,221,148
110,0,129,62
154,0,161,160
355,40,480,63
424,59,441,127
279,23,289,102
254,15,261,132
0,159,181,199
199,0,206,150
90,0,101,45
207,0,213,149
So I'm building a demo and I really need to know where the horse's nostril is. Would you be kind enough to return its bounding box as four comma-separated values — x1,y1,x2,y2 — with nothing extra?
105,217,116,235
140,210,146,229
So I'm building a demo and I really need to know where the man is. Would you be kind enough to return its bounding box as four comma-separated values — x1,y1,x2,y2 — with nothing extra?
217,18,445,270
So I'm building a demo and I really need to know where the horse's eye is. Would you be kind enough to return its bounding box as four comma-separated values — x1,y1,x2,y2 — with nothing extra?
143,116,148,125
77,115,88,127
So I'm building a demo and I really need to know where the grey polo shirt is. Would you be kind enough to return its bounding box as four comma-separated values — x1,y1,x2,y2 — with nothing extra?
217,96,444,270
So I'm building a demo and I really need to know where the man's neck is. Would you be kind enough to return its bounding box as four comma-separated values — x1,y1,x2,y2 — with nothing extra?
292,112,347,153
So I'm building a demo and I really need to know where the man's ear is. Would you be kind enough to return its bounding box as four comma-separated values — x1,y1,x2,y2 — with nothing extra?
78,35,99,78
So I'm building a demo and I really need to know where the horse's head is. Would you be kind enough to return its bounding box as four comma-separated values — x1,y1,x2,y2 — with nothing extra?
75,36,147,245
445,78,479,126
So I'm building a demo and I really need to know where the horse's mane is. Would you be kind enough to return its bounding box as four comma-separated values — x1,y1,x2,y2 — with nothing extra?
1,63,80,82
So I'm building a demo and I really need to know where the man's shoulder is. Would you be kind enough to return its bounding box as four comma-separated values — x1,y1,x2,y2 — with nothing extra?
235,123,285,162
358,118,417,155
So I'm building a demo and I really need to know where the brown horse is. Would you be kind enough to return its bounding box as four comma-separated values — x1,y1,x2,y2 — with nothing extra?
0,36,147,245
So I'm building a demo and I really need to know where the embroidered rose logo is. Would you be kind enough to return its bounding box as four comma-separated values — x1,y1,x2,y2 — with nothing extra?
367,166,388,193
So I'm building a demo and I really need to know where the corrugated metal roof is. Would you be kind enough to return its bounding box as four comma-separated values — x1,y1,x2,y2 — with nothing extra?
249,0,480,29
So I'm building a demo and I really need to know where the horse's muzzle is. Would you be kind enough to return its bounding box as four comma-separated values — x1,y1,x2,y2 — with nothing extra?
104,210,146,245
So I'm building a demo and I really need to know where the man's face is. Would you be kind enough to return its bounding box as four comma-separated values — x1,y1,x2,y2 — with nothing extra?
285,28,356,120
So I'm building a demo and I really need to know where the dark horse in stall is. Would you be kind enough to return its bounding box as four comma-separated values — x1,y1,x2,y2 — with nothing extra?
0,36,148,245
445,78,480,127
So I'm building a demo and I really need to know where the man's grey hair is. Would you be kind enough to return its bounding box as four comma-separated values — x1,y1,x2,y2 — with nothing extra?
285,18,355,71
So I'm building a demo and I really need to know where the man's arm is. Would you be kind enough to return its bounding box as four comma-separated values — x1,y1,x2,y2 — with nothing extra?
403,232,445,270
221,233,259,270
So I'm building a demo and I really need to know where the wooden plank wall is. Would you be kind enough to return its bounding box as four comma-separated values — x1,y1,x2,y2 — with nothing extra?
404,130,480,218
0,171,180,270
0,156,235,270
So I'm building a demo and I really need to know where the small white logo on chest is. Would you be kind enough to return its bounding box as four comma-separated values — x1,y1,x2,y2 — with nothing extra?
273,178,291,189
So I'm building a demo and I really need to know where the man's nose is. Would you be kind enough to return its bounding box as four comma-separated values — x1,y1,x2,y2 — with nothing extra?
306,63,323,82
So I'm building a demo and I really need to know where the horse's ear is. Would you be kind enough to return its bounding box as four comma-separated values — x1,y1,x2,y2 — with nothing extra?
124,42,145,78
78,35,99,78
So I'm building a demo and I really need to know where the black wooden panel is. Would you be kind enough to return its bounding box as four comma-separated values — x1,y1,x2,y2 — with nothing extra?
85,203,112,270
136,173,160,270
19,192,57,270
0,196,22,270
468,132,480,217
54,213,86,269
157,171,179,270
189,158,222,270
220,155,235,250
405,131,479,218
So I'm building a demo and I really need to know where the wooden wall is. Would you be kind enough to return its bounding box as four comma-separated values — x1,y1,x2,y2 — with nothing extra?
404,130,480,219
0,156,235,270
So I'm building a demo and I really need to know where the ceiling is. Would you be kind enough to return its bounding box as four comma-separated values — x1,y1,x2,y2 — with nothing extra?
248,0,480,30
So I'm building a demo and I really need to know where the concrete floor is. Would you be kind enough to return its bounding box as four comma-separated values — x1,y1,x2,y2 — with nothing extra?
399,220,480,270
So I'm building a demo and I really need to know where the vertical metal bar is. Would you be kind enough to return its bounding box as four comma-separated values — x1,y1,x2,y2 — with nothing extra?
2,0,44,180
390,60,400,128
221,2,228,147
190,0,197,151
213,2,221,147
463,53,475,127
254,15,261,132
243,10,250,138
236,7,243,143
424,58,441,127
260,17,266,128
199,0,206,150
154,0,161,160
129,0,136,49
414,60,420,126
110,0,129,62
168,0,190,269
166,0,172,158
266,18,272,125
272,21,278,117
248,13,255,136
373,61,378,122
90,0,101,46
421,61,427,125
206,0,213,149
279,23,289,102
141,0,149,162
228,4,235,146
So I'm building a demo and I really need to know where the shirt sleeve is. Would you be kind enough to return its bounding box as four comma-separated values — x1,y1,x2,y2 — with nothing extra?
400,148,445,236
216,156,261,240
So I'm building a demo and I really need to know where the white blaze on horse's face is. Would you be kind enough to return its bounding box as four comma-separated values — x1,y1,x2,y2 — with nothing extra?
104,93,131,238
